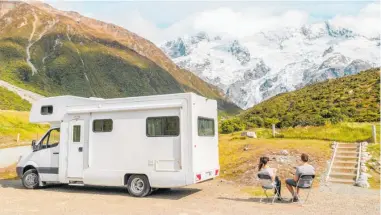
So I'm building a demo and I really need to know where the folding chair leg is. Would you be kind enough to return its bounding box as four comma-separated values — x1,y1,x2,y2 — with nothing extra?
260,188,268,203
271,187,279,204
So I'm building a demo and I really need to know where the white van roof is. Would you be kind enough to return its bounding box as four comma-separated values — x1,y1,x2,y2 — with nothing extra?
29,93,209,124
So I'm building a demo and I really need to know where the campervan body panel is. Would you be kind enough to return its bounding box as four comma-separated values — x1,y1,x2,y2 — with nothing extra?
18,93,219,190
60,94,194,187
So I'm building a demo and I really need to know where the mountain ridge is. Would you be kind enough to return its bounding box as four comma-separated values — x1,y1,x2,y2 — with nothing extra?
161,22,379,109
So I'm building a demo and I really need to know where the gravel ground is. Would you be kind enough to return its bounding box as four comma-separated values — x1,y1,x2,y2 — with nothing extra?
0,179,379,215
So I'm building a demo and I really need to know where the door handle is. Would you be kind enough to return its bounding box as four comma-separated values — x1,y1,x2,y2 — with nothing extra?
53,152,59,155
78,147,83,152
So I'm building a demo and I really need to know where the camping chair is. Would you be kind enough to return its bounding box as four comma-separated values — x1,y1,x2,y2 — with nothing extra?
257,173,279,204
292,174,315,205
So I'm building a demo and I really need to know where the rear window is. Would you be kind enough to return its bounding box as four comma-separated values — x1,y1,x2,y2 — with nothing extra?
146,116,179,137
198,117,215,136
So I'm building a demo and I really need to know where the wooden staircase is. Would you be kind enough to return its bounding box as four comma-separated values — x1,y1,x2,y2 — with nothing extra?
326,142,361,185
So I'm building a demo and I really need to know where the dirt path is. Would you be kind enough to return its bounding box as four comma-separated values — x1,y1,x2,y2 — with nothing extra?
0,80,44,103
0,179,378,215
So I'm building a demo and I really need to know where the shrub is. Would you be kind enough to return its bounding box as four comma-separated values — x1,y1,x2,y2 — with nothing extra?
220,118,246,134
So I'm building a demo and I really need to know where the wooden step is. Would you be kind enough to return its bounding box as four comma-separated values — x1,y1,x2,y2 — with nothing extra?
331,166,357,173
330,172,357,180
328,178,355,185
335,156,358,162
336,152,359,156
337,146,359,150
332,161,357,167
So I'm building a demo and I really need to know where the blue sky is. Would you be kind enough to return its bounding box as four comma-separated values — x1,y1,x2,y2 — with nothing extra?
46,1,380,43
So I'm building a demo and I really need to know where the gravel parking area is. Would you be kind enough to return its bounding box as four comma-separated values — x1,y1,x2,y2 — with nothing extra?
0,179,379,215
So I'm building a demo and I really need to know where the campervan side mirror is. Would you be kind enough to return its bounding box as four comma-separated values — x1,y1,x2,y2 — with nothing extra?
31,140,37,151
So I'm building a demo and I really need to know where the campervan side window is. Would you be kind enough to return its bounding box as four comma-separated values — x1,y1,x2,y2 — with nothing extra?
93,119,113,132
198,117,215,136
41,105,53,115
146,116,179,137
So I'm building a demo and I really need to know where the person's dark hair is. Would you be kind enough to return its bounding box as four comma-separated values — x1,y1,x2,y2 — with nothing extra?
301,153,309,162
258,156,270,171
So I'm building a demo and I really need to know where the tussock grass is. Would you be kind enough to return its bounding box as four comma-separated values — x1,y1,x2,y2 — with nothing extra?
0,111,48,148
0,163,17,180
242,123,379,143
219,133,330,180
280,122,380,143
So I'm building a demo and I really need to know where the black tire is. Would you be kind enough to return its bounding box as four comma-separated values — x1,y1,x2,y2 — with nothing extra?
22,169,40,189
127,175,151,197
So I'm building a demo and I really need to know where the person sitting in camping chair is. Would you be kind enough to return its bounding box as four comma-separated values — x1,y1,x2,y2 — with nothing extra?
285,153,315,203
257,156,282,201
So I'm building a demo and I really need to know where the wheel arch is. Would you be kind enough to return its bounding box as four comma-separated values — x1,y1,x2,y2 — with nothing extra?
123,173,150,185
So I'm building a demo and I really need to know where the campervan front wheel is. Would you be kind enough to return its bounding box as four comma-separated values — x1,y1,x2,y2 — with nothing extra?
22,169,40,189
127,175,151,197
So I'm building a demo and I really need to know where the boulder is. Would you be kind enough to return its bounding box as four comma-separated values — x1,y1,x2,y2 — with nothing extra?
356,174,370,188
280,150,289,156
241,131,257,138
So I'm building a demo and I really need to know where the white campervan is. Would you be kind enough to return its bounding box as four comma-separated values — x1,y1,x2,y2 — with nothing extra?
16,93,219,197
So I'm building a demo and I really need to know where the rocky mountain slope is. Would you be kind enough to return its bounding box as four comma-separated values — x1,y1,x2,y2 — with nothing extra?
161,23,380,109
0,2,237,111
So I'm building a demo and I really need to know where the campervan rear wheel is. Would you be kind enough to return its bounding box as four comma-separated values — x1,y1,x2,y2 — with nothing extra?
22,169,40,189
127,175,151,197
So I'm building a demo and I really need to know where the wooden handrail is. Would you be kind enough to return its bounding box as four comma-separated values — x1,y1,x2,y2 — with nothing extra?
355,142,362,183
326,142,338,182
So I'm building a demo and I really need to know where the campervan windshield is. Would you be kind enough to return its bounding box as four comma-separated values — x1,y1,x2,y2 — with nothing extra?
33,128,60,151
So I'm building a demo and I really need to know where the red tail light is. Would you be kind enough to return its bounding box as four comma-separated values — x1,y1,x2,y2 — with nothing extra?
215,169,219,175
196,174,201,181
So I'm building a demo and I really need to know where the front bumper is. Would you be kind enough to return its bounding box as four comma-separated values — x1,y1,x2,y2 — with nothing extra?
16,167,23,179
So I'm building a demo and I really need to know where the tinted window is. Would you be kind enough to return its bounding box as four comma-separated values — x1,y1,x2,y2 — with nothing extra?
93,119,113,132
73,125,81,142
41,105,53,115
198,117,215,136
147,116,179,137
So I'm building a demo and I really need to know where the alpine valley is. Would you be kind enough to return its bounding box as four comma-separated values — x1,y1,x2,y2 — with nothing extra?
161,23,380,109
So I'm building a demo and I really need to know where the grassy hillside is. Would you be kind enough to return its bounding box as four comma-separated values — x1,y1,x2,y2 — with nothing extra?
0,86,31,111
0,111,48,148
239,69,379,129
0,2,238,111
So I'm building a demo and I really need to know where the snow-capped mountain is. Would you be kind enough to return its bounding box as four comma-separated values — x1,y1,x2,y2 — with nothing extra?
161,21,379,109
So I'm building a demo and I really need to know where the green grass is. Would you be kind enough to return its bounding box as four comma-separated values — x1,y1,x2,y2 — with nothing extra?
0,111,48,148
240,122,379,143
280,122,380,143
367,143,380,189
0,86,31,111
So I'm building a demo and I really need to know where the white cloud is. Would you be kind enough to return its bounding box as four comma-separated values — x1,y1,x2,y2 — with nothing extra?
329,2,380,38
119,2,380,44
